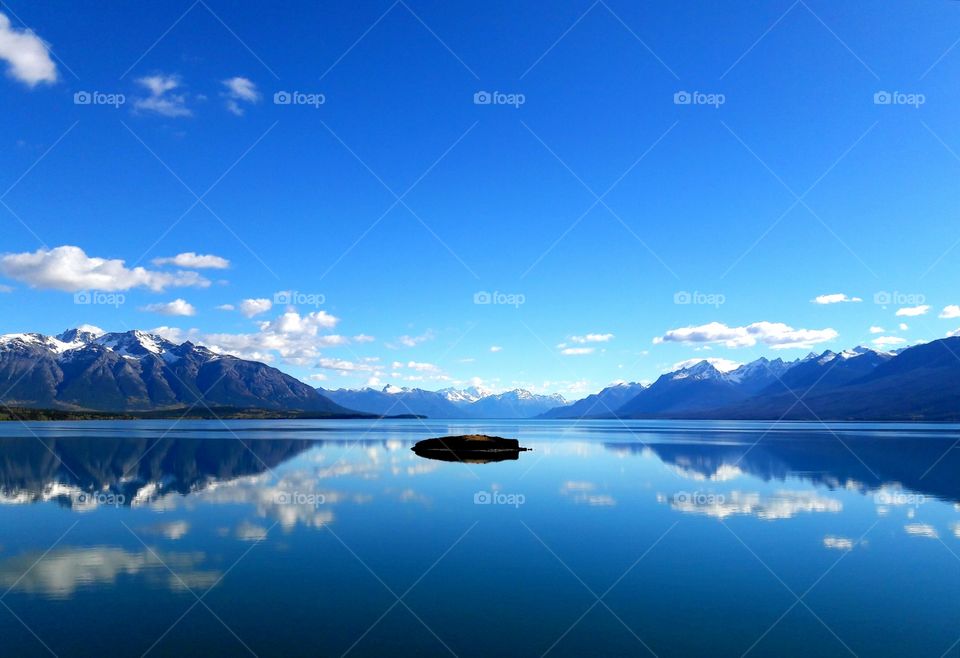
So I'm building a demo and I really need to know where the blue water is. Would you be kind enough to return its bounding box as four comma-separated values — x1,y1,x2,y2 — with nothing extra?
0,419,958,657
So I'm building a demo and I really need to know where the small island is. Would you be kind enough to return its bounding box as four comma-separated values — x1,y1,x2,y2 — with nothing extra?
411,435,530,463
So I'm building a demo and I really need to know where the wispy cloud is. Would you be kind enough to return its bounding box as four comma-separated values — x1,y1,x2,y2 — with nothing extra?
134,74,191,117
222,76,259,115
153,252,230,269
812,293,862,305
896,305,930,317
140,299,196,317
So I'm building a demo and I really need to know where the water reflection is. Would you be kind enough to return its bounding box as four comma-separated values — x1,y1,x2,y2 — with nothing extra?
0,547,219,599
0,435,320,508
607,434,960,504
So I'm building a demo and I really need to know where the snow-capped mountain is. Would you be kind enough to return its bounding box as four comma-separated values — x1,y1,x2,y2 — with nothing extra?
538,343,945,420
438,385,492,404
320,384,566,418
0,328,351,414
319,385,465,418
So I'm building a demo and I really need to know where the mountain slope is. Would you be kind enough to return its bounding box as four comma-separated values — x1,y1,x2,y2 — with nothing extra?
616,361,749,416
539,382,646,419
0,329,353,414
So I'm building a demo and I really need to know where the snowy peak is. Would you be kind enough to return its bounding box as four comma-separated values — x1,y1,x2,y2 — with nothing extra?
438,385,492,403
92,330,178,358
671,360,723,381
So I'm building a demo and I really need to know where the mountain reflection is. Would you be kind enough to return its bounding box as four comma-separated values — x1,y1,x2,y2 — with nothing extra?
607,434,960,504
0,436,320,508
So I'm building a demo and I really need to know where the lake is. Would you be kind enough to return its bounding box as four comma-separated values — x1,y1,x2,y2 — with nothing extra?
0,418,958,657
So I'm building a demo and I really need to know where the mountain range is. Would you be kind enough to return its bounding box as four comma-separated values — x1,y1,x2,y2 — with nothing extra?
318,384,565,419
0,328,352,414
540,339,960,421
3,328,960,420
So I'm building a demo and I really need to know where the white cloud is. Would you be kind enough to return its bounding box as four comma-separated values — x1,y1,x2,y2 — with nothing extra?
239,298,272,318
152,252,230,269
407,361,440,372
222,76,259,115
896,305,930,317
75,324,104,336
671,357,742,373
161,309,345,364
823,536,854,551
0,284,11,293
869,326,884,334
306,373,327,382
812,293,862,305
940,305,960,319
655,321,837,350
489,345,502,353
904,523,938,539
134,74,191,117
569,333,614,344
216,304,235,311
140,299,196,317
0,13,57,86
561,347,595,356
0,245,210,292
387,331,435,349
353,334,375,343
872,336,906,347
898,323,908,331
316,357,379,373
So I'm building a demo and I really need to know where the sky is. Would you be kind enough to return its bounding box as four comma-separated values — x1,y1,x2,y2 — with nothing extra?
1,0,959,398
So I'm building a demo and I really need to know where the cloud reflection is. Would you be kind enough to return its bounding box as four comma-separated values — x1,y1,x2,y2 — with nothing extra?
0,547,219,599
662,489,843,520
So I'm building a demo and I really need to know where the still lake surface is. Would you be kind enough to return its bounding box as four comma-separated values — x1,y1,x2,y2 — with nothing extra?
1,418,959,657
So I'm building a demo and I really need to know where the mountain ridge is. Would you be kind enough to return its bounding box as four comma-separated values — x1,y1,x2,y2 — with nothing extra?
0,328,354,414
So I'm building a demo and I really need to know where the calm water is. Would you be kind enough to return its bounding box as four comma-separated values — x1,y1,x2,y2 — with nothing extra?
1,419,959,657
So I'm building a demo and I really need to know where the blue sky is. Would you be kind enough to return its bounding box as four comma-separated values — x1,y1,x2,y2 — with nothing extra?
1,0,959,397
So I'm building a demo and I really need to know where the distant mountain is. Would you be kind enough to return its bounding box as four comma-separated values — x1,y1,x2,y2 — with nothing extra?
467,389,566,418
558,341,957,421
539,382,646,419
320,385,565,418
719,338,960,420
536,343,950,420
0,329,353,415
319,386,464,418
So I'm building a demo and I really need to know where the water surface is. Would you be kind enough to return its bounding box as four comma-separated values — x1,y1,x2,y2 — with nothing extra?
1,419,958,657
